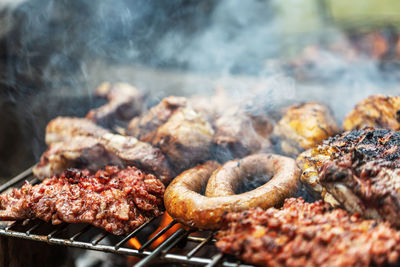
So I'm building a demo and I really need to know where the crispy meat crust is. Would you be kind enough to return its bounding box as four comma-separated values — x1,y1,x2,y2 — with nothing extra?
216,198,400,267
0,166,165,235
274,102,339,156
296,127,400,206
343,95,400,131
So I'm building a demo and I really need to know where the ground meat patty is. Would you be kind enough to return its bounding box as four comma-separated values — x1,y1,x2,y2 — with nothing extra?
216,198,400,267
0,166,165,235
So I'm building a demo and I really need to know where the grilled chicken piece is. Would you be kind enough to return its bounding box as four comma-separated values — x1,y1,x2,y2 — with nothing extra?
274,102,339,156
127,96,214,171
33,134,173,184
213,108,272,161
343,95,400,131
86,82,145,128
45,117,110,145
297,128,400,222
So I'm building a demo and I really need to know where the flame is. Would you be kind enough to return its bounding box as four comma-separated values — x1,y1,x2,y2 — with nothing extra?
128,237,142,250
148,212,184,249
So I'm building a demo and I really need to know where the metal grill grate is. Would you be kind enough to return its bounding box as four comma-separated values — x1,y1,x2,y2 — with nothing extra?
0,166,253,267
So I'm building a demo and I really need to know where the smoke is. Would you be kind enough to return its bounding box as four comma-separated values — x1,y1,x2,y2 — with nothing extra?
0,0,400,177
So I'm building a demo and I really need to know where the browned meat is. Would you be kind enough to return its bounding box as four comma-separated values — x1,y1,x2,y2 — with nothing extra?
216,198,400,267
33,134,173,184
273,102,339,156
127,96,214,171
86,82,145,128
45,117,110,145
213,108,272,161
343,95,400,131
0,166,165,235
297,128,400,218
127,96,187,142
189,87,234,121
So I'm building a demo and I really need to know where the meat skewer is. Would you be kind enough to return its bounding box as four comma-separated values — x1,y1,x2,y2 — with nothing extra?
0,166,165,235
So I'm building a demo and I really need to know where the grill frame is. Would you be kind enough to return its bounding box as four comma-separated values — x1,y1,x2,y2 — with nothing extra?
0,166,252,267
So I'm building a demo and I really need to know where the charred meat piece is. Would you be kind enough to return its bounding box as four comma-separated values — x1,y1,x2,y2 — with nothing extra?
297,128,400,207
33,134,173,184
216,198,400,267
213,108,272,161
274,102,339,156
0,166,165,235
343,95,400,131
86,82,145,128
127,96,214,171
45,117,110,145
320,148,400,227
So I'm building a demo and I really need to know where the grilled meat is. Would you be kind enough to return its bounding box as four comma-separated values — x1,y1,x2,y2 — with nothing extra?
45,117,110,145
0,166,165,235
152,107,214,170
127,96,187,142
213,108,272,161
297,128,400,210
86,82,145,128
189,87,234,121
216,198,400,267
343,95,400,131
274,102,339,156
127,96,214,171
33,134,173,184
319,145,400,227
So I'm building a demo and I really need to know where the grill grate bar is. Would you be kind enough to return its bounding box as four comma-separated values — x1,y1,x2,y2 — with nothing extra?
26,221,43,235
186,232,214,258
47,223,68,239
0,165,35,193
136,228,187,267
139,220,178,252
5,221,18,231
114,217,156,250
70,224,92,241
91,232,108,245
161,229,192,255
206,253,224,267
29,178,41,185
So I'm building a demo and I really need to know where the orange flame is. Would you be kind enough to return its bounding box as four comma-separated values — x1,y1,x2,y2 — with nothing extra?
128,237,141,250
148,213,184,249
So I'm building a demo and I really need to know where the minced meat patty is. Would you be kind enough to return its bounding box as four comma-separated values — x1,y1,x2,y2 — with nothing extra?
0,166,165,235
216,198,400,267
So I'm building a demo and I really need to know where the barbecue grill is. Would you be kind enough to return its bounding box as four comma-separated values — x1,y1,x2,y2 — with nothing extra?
0,165,252,267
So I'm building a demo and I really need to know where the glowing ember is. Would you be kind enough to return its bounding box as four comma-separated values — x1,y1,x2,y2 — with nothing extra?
128,237,141,250
149,213,185,249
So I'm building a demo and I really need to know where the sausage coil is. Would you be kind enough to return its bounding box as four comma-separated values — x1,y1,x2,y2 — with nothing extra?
164,154,300,229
